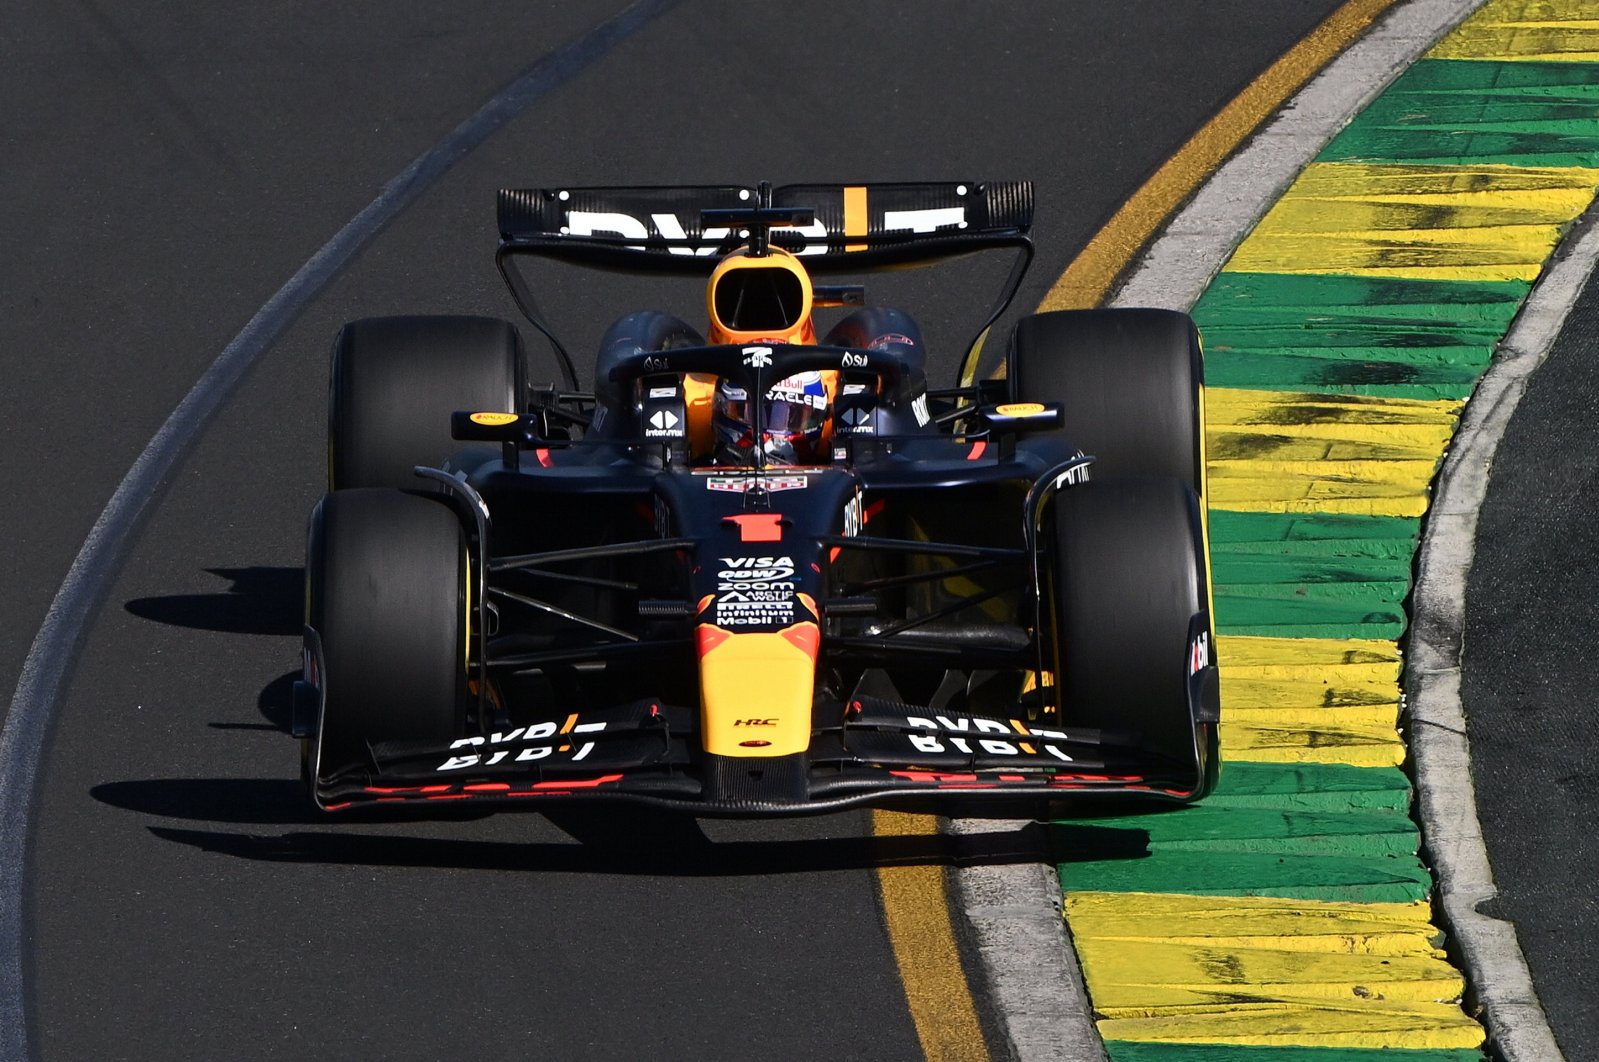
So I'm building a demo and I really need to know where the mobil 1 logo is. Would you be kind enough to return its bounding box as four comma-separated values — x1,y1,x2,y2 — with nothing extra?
715,555,796,627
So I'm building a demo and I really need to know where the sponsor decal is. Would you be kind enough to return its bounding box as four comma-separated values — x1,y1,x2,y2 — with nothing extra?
435,720,607,771
469,411,518,426
649,409,680,431
768,386,827,410
566,207,829,257
562,203,965,253
713,598,795,626
647,211,732,255
996,402,1045,416
904,715,1075,761
911,393,930,427
564,210,651,247
743,346,773,368
909,714,1015,735
883,205,966,233
1054,463,1090,489
841,351,869,369
842,492,864,537
648,385,678,398
718,556,796,580
735,718,778,727
1189,630,1212,675
868,333,917,349
715,555,797,626
707,475,808,493
654,495,672,539
642,354,670,372
842,383,870,396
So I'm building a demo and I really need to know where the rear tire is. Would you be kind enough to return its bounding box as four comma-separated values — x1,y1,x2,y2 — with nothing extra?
1009,308,1203,491
307,488,467,772
329,314,526,491
1046,478,1214,786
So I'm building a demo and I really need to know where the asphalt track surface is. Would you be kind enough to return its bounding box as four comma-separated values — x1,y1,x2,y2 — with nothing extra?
1,2,1361,1058
1465,258,1599,1058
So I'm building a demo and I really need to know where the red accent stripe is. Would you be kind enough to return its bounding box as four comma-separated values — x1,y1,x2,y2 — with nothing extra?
725,513,783,542
697,624,733,656
529,774,624,790
780,622,821,656
967,441,987,460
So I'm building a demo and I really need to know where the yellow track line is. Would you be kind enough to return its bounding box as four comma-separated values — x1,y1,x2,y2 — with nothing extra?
1039,0,1403,311
878,2,1410,1056
872,810,989,1062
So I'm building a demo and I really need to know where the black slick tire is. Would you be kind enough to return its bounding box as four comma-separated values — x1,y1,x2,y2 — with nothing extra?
329,314,526,491
1009,308,1204,491
1047,478,1212,783
307,488,467,773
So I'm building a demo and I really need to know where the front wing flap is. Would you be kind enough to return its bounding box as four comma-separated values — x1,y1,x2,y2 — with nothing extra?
314,698,1205,816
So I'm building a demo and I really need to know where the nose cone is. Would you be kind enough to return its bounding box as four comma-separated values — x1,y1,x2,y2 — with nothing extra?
696,622,820,756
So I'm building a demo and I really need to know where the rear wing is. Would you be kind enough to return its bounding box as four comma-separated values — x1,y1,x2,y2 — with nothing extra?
497,181,1032,269
495,182,1034,387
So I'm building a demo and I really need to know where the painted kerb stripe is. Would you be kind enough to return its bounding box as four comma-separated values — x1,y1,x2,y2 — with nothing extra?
1055,2,1599,1059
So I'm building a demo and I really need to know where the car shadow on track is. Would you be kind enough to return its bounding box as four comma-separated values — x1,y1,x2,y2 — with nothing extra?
91,777,1058,876
124,566,302,636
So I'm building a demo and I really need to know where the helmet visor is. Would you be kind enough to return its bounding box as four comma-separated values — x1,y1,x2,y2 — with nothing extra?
762,376,828,438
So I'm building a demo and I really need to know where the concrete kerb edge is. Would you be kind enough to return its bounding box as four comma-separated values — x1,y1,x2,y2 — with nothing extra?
946,817,1108,1062
1113,0,1487,310
1404,205,1599,1062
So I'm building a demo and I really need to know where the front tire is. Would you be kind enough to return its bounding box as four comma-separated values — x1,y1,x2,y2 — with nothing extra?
307,488,467,774
1009,308,1204,491
1046,478,1215,793
329,314,526,491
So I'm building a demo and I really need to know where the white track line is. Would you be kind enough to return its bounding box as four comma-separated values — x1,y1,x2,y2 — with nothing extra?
0,5,674,1057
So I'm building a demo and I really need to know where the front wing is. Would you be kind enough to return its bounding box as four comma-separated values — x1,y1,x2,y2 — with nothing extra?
314,697,1208,817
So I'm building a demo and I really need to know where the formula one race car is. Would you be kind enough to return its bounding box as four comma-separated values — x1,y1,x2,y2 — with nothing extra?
293,181,1219,817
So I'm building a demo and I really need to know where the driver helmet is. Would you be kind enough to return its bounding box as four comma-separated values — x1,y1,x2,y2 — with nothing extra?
714,370,832,465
